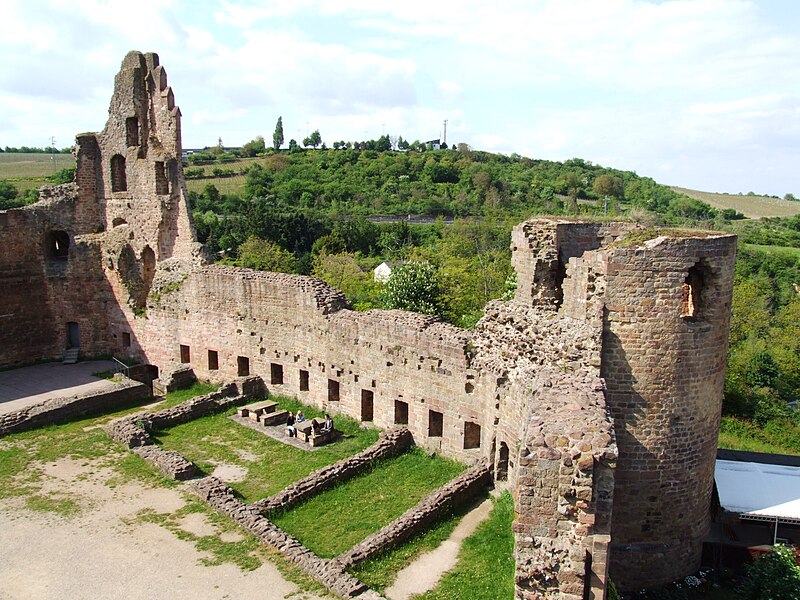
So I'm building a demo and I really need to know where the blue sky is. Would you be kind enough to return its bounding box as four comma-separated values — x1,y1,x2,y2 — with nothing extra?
1,0,798,196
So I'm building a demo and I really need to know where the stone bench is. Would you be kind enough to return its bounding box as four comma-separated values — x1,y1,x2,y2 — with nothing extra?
261,409,289,427
296,418,339,446
237,400,278,420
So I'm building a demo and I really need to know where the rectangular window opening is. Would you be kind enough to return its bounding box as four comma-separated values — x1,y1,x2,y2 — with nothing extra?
428,410,443,437
328,379,340,403
464,421,481,449
361,390,374,422
270,362,284,385
299,369,309,391
179,344,190,364
394,400,409,425
237,356,250,377
122,332,131,348
208,349,219,371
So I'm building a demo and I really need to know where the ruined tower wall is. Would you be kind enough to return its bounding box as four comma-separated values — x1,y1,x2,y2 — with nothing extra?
511,220,736,592
0,188,114,366
600,235,736,589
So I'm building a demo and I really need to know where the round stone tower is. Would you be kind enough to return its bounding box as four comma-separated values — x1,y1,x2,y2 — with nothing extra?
600,232,737,589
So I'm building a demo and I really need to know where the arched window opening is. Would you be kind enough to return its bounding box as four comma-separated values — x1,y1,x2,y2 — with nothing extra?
681,261,711,320
46,230,70,260
125,117,139,147
111,154,127,192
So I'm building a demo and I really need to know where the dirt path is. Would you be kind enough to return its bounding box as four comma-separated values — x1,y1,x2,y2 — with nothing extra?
384,497,494,600
0,457,323,600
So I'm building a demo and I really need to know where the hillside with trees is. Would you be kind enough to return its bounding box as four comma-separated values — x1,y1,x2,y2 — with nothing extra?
3,138,800,453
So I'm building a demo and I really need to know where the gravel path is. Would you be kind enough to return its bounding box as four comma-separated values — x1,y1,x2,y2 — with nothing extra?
0,457,324,600
384,497,494,600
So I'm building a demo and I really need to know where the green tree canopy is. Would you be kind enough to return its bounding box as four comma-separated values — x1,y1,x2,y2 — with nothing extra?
241,135,266,158
273,116,284,151
303,129,322,149
234,237,297,273
383,261,445,316
592,174,623,199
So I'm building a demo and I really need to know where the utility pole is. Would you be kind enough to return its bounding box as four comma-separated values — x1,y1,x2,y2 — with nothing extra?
443,119,447,146
49,136,56,172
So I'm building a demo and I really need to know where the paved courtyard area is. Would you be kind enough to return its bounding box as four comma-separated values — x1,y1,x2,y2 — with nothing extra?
0,360,119,415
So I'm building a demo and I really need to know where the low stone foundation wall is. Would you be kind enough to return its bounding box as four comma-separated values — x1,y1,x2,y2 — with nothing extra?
133,445,198,480
192,476,380,599
337,463,491,568
0,377,150,437
106,376,264,447
253,427,413,515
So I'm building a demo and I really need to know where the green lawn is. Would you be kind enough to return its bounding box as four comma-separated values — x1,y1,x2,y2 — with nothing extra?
0,152,75,193
153,395,381,502
270,449,464,557
719,416,800,455
743,243,800,258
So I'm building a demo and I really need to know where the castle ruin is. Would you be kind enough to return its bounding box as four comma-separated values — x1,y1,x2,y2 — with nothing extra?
0,51,737,598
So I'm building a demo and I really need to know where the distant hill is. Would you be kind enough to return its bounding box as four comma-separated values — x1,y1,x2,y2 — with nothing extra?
671,186,800,219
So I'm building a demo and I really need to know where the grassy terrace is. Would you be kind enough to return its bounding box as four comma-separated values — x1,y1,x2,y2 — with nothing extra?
153,395,382,501
269,449,464,557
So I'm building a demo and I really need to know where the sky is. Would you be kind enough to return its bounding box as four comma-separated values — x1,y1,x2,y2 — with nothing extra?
1,0,799,196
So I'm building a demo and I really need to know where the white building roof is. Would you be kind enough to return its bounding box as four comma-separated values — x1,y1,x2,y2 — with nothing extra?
716,459,800,523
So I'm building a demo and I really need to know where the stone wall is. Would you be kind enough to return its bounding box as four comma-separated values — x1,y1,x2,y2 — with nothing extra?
0,376,149,437
106,377,264,447
511,220,736,591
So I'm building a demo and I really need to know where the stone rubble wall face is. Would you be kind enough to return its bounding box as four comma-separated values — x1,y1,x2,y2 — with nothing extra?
337,464,492,569
0,377,150,437
0,188,115,365
253,428,414,514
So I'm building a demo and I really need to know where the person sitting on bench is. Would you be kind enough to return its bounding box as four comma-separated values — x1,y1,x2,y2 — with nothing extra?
296,410,306,423
320,413,333,433
286,411,297,437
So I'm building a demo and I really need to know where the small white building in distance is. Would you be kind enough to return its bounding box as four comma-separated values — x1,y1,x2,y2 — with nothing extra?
374,261,395,283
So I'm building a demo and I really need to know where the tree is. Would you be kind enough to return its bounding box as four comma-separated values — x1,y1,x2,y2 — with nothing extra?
273,116,284,151
383,261,445,316
592,174,623,199
312,252,380,310
0,179,19,203
303,129,322,149
241,135,266,157
785,193,798,202
234,237,297,273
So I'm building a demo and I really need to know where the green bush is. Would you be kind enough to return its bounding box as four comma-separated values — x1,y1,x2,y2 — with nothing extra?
739,544,800,599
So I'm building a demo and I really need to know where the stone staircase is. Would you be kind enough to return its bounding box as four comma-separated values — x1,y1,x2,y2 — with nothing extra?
62,347,79,364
